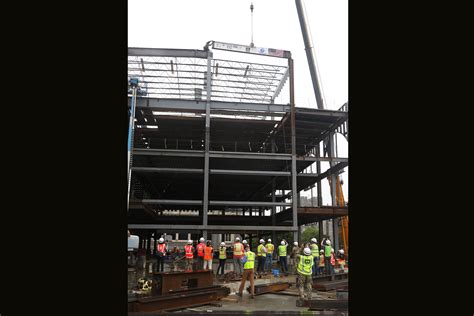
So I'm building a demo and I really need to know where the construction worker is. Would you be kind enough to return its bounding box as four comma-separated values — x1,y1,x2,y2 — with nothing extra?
233,237,244,275
297,247,314,301
290,241,301,273
330,248,336,272
203,241,214,270
337,249,346,272
265,238,274,273
184,240,194,271
324,239,333,275
237,244,255,298
196,237,206,270
278,240,288,275
155,237,167,272
256,239,267,276
318,250,325,274
217,242,227,276
310,238,319,275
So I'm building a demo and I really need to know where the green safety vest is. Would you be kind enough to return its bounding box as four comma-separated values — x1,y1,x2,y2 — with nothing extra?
310,244,319,257
257,244,266,256
325,245,331,257
297,255,314,275
244,251,255,270
278,245,287,256
219,247,226,259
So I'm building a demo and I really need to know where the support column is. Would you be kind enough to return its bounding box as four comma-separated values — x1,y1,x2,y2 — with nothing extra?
328,132,339,251
202,51,213,241
316,144,322,207
289,57,298,242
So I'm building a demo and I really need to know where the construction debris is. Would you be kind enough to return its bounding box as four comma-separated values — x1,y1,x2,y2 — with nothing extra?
247,282,290,296
218,271,242,282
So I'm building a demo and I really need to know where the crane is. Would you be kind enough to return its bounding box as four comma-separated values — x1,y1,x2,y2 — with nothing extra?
328,175,348,255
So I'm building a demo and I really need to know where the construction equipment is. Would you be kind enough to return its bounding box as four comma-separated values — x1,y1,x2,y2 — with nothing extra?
327,175,348,256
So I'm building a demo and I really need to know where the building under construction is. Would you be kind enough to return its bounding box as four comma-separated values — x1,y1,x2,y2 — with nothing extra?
127,41,348,252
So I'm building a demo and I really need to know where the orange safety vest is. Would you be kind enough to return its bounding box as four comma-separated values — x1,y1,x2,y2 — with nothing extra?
204,246,213,260
185,245,194,259
157,243,166,255
330,253,335,266
197,243,205,257
233,243,243,257
319,256,325,267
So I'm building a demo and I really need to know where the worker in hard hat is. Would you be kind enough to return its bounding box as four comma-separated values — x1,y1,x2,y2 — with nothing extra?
310,238,319,275
318,250,325,274
290,241,301,273
330,248,336,272
237,244,255,298
296,247,314,301
256,239,267,277
203,240,214,271
265,238,274,273
155,237,167,272
324,239,333,275
278,240,289,275
233,237,244,276
216,242,227,276
196,237,206,270
337,249,346,272
184,240,194,271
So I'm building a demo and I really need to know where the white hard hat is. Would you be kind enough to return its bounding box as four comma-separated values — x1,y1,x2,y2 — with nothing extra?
158,238,164,243
320,250,324,254
199,237,205,242
326,240,331,245
259,239,265,243
311,238,317,243
281,241,285,245
303,247,311,255
235,237,240,241
187,240,193,244
339,249,344,254
220,242,226,246
293,241,298,246
268,239,272,242
242,240,248,244
331,248,334,253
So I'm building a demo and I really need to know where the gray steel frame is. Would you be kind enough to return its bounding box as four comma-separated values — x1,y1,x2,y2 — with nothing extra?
128,46,348,238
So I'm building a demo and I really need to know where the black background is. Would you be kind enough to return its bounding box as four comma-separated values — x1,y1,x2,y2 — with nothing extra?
0,0,471,315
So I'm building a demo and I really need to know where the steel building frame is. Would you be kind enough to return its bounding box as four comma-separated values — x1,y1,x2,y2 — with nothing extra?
127,46,348,249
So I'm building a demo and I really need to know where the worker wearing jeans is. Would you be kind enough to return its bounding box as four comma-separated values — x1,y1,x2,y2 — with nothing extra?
237,245,255,298
233,238,244,275
278,240,288,274
265,239,274,272
324,240,333,275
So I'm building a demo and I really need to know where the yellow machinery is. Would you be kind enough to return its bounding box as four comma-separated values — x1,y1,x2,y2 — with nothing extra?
329,175,348,255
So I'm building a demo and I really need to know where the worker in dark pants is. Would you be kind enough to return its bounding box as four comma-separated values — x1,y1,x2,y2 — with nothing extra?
196,237,206,270
278,240,288,275
217,242,227,276
155,237,167,272
256,239,266,277
324,239,333,275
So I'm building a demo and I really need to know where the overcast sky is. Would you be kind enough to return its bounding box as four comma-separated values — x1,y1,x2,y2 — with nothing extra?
128,0,348,205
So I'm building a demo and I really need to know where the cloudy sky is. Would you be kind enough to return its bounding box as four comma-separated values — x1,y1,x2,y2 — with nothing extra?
128,0,348,205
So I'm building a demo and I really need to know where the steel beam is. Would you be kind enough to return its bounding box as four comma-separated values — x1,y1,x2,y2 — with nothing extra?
209,151,291,160
210,169,290,176
209,201,292,206
248,282,290,295
289,58,299,241
132,167,203,174
133,148,205,158
202,52,212,236
296,157,348,163
139,199,203,205
128,224,297,231
128,47,209,59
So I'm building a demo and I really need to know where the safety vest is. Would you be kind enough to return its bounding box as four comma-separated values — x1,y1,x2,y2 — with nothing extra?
310,244,319,257
278,245,287,256
184,245,193,259
204,246,213,260
325,245,331,257
330,253,335,266
266,243,274,254
257,244,266,256
244,251,255,270
197,243,205,257
233,243,243,256
219,247,226,259
157,243,166,255
297,255,313,276
319,256,325,267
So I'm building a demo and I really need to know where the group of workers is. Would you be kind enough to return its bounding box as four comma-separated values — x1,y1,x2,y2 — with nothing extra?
129,232,347,301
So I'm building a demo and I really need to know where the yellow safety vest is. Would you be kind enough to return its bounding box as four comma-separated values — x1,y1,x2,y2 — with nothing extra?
219,247,226,259
257,244,266,256
266,243,274,253
234,243,243,256
278,245,287,256
244,251,255,270
310,244,319,257
297,255,313,276
325,245,331,257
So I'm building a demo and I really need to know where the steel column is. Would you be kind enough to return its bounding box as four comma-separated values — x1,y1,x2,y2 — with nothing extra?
328,132,339,251
127,85,138,212
202,51,212,240
289,58,298,242
316,144,322,207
